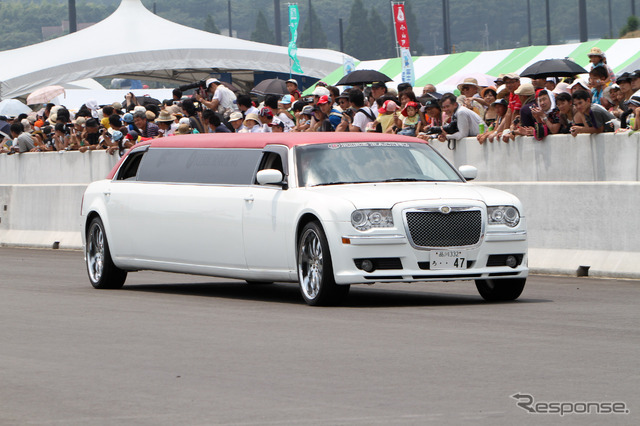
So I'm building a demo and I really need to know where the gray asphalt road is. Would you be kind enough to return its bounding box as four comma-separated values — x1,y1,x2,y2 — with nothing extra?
0,247,637,426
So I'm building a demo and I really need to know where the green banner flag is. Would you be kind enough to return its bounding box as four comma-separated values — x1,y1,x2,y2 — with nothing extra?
288,4,303,74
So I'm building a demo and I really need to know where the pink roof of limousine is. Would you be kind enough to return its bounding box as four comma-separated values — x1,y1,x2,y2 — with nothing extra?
107,132,425,180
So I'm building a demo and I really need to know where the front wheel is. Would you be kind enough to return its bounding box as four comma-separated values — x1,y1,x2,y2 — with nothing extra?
297,222,349,306
475,278,526,301
86,217,127,289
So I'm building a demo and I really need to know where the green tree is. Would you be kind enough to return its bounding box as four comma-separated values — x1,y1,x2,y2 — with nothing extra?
251,10,275,44
204,14,220,34
344,0,374,59
368,8,394,59
620,15,639,37
298,2,328,49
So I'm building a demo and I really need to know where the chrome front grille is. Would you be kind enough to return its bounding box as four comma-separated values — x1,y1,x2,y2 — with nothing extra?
405,210,482,248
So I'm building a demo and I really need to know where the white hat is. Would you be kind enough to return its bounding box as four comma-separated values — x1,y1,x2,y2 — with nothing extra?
206,78,221,87
569,79,589,90
312,86,330,97
228,112,243,122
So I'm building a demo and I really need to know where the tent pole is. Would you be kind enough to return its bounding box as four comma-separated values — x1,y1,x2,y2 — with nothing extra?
68,0,77,33
228,0,233,37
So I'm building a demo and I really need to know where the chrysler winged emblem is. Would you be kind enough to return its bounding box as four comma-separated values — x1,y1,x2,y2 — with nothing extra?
439,206,452,214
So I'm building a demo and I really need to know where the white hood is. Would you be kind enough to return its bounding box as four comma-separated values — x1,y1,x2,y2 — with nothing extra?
308,182,521,210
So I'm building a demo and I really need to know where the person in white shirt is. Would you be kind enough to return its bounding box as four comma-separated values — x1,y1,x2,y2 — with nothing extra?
196,78,238,117
437,93,484,142
338,89,375,132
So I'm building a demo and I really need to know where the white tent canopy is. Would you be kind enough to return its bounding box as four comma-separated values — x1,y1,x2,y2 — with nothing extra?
0,0,351,100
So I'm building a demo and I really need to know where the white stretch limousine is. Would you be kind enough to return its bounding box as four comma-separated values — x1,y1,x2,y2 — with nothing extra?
81,133,528,305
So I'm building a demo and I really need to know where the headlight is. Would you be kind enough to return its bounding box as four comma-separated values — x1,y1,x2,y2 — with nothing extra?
351,209,394,231
487,206,520,227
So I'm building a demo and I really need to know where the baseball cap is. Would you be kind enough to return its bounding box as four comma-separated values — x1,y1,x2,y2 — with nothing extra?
206,78,221,87
503,73,520,81
301,105,314,115
281,94,293,105
111,130,123,142
491,98,509,107
286,79,298,86
379,100,398,115
122,113,134,123
259,107,273,118
317,95,331,105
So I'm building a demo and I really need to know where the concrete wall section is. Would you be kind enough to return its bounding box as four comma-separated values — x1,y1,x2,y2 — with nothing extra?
0,184,85,249
431,132,640,182
484,182,640,278
0,151,118,185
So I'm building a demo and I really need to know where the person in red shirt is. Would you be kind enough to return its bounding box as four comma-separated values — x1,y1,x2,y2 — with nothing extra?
286,79,302,101
494,73,521,142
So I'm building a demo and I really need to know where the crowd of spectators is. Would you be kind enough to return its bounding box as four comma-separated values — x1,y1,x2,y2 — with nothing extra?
1,48,639,156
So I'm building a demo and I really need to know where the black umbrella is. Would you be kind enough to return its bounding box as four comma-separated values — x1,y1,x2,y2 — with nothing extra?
139,96,161,106
0,120,10,140
251,79,288,96
520,59,588,78
335,69,393,86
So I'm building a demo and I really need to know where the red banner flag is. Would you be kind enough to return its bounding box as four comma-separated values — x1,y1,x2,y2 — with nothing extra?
392,3,410,50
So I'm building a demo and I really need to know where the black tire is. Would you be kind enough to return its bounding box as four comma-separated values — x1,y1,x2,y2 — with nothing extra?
297,221,349,306
245,280,274,285
86,217,127,289
475,278,526,301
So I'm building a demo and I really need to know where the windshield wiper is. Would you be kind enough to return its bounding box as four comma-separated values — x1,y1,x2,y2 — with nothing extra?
383,178,432,182
312,181,355,187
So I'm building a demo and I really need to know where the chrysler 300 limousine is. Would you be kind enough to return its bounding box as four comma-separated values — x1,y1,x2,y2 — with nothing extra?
81,133,528,305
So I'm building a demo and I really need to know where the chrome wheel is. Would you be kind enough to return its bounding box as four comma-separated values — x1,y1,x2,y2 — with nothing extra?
297,222,348,306
87,221,105,283
85,217,127,289
298,228,323,300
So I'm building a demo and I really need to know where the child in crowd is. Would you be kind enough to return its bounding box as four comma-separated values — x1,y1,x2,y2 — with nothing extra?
373,100,398,133
239,113,263,133
286,79,302,101
399,101,420,136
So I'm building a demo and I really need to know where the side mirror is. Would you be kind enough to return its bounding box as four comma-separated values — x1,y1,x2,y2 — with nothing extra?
256,169,284,185
458,165,478,181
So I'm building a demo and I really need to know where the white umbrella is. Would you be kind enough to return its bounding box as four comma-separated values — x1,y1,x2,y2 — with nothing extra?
27,85,66,105
0,99,32,118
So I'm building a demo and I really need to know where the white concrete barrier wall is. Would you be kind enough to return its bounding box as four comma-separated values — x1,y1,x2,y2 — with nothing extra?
0,134,639,278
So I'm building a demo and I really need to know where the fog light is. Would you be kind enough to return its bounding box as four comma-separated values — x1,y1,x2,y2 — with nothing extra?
361,259,375,272
506,255,517,268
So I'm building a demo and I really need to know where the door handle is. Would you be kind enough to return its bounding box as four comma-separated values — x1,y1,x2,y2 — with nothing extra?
103,192,111,197
244,196,254,203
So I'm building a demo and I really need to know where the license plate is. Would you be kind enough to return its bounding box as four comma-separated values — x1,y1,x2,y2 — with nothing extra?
430,250,467,270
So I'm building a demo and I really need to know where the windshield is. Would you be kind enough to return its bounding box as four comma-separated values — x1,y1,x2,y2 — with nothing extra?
295,142,462,187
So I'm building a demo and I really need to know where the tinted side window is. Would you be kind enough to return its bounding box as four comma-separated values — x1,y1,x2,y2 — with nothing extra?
116,149,147,180
137,148,261,184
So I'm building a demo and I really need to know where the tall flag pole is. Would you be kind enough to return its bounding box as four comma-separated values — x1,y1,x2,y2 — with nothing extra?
288,3,303,76
392,1,415,86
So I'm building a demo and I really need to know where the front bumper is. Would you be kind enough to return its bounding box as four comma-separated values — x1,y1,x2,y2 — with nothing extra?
327,221,528,285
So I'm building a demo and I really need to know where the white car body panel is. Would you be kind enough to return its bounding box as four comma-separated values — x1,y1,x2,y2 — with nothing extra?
81,134,528,290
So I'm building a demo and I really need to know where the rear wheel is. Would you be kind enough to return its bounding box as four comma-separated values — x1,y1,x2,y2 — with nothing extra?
297,222,349,306
475,278,526,301
86,217,127,289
